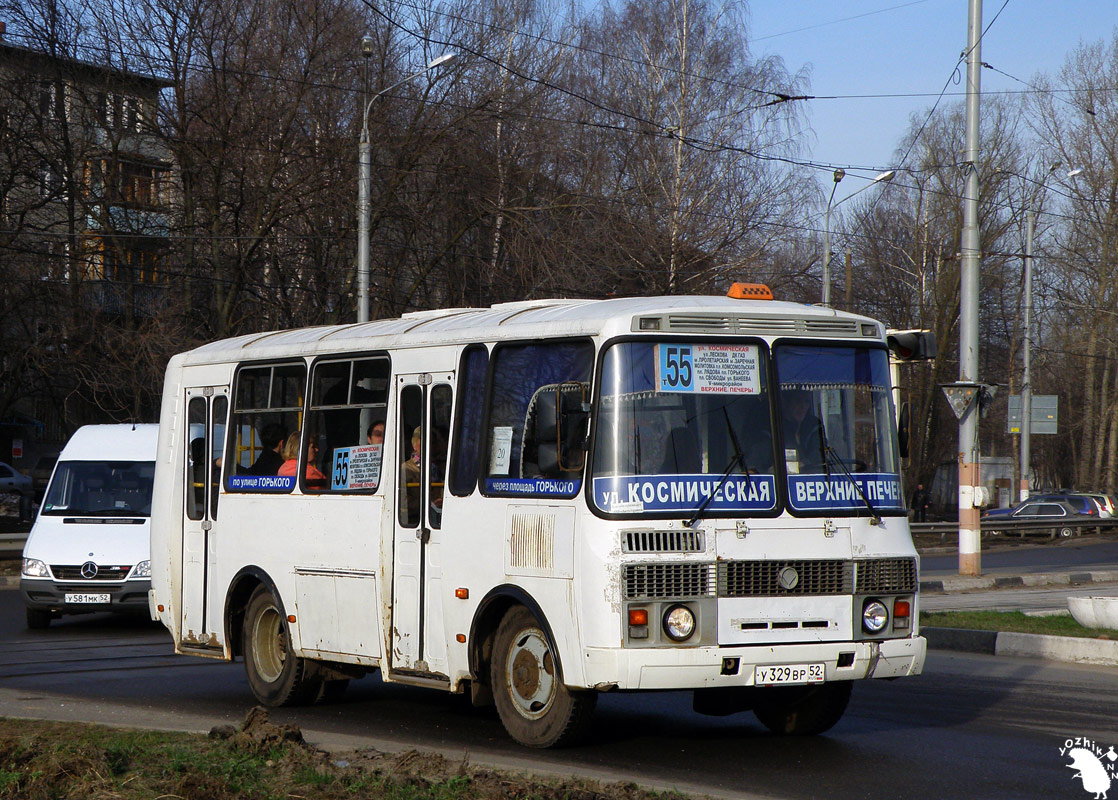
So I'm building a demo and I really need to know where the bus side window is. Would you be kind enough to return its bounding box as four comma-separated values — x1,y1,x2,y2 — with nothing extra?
449,345,488,497
398,385,422,527
306,356,390,494
225,363,305,492
186,398,206,520
429,385,452,529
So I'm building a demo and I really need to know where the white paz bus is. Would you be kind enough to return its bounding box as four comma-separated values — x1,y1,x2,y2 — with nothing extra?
150,285,930,747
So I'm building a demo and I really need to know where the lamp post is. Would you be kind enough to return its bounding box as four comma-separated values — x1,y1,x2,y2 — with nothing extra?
822,169,895,306
1018,164,1081,502
357,46,456,323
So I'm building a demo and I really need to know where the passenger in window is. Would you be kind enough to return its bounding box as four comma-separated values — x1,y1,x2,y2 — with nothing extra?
367,420,385,446
247,423,286,475
277,430,328,484
402,426,422,525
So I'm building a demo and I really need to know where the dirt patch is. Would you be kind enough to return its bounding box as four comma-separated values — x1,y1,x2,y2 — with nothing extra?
0,709,691,800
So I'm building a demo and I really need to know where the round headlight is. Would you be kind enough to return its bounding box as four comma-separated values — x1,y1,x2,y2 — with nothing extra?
862,600,889,634
663,604,696,642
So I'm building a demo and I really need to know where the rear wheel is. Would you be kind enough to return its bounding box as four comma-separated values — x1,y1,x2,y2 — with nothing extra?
490,606,596,748
242,585,321,706
26,608,51,630
753,682,852,736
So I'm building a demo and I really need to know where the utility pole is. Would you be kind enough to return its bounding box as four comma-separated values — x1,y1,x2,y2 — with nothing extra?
1020,210,1034,503
958,0,983,576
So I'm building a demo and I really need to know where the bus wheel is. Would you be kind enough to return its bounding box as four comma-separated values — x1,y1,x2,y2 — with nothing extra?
26,608,51,630
753,682,852,736
243,585,319,706
491,606,596,748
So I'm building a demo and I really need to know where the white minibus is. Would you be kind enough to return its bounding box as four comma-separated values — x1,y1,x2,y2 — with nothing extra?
21,424,159,628
150,286,929,747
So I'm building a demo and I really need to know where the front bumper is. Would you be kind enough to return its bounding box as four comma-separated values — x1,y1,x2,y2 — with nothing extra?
21,577,152,616
583,635,925,690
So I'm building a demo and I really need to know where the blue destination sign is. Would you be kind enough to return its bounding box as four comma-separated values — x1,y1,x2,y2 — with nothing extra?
228,475,296,492
486,478,581,496
787,473,903,512
593,474,777,514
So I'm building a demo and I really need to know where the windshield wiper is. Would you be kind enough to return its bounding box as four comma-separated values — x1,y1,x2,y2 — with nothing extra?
818,423,882,526
686,408,751,529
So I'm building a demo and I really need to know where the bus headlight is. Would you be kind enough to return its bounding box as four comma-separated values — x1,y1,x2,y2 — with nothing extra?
131,560,151,579
22,558,49,578
663,604,696,642
862,600,889,634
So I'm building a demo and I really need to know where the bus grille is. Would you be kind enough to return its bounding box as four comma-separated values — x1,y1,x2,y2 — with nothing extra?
622,558,917,600
719,560,853,596
855,558,918,593
623,529,705,553
623,563,717,599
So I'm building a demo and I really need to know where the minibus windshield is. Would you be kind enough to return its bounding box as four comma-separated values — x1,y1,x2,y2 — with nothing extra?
773,343,903,516
591,340,778,516
41,461,156,517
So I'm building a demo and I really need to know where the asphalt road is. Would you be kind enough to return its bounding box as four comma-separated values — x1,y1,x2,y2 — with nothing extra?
921,536,1118,576
1,591,1115,799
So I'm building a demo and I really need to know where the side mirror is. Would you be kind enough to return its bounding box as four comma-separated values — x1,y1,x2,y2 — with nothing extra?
530,383,590,474
898,402,910,459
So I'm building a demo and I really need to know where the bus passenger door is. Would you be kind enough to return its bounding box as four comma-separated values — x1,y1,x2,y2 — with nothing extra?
182,387,228,651
391,374,453,674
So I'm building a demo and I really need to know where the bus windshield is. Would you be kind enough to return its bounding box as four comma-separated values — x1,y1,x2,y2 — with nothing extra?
773,343,903,516
41,460,156,517
591,340,778,516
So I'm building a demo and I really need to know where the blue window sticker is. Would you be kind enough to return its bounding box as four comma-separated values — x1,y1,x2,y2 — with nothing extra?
228,474,296,492
593,474,777,514
787,473,904,512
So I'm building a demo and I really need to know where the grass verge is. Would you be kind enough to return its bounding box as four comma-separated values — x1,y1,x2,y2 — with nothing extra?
921,610,1115,639
0,713,689,800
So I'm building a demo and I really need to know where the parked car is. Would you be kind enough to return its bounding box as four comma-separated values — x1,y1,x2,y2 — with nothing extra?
0,461,32,496
982,498,1093,537
1077,492,1116,518
1031,493,1106,519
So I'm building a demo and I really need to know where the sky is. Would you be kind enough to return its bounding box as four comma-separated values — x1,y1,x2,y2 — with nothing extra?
748,0,1118,201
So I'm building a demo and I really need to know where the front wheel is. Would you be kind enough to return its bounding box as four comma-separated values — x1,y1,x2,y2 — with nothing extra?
753,681,852,736
1059,527,1074,538
242,585,321,706
490,606,596,748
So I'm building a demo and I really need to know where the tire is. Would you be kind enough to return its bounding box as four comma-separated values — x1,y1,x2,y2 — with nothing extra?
242,585,321,707
1060,527,1074,538
753,681,852,736
26,608,52,630
490,606,596,748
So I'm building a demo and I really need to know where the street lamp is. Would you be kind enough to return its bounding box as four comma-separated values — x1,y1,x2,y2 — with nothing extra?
357,46,457,323
821,169,895,306
1014,163,1079,503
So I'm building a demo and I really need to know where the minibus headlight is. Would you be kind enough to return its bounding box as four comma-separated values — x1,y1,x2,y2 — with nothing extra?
862,600,889,634
131,560,151,579
663,604,696,642
22,558,49,578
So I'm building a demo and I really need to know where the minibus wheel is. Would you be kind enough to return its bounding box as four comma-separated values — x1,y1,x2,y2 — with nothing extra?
243,585,320,706
490,606,596,748
753,681,852,736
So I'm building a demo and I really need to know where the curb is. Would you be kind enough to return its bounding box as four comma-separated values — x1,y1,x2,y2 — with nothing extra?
0,576,17,590
920,568,1118,593
925,626,1118,667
